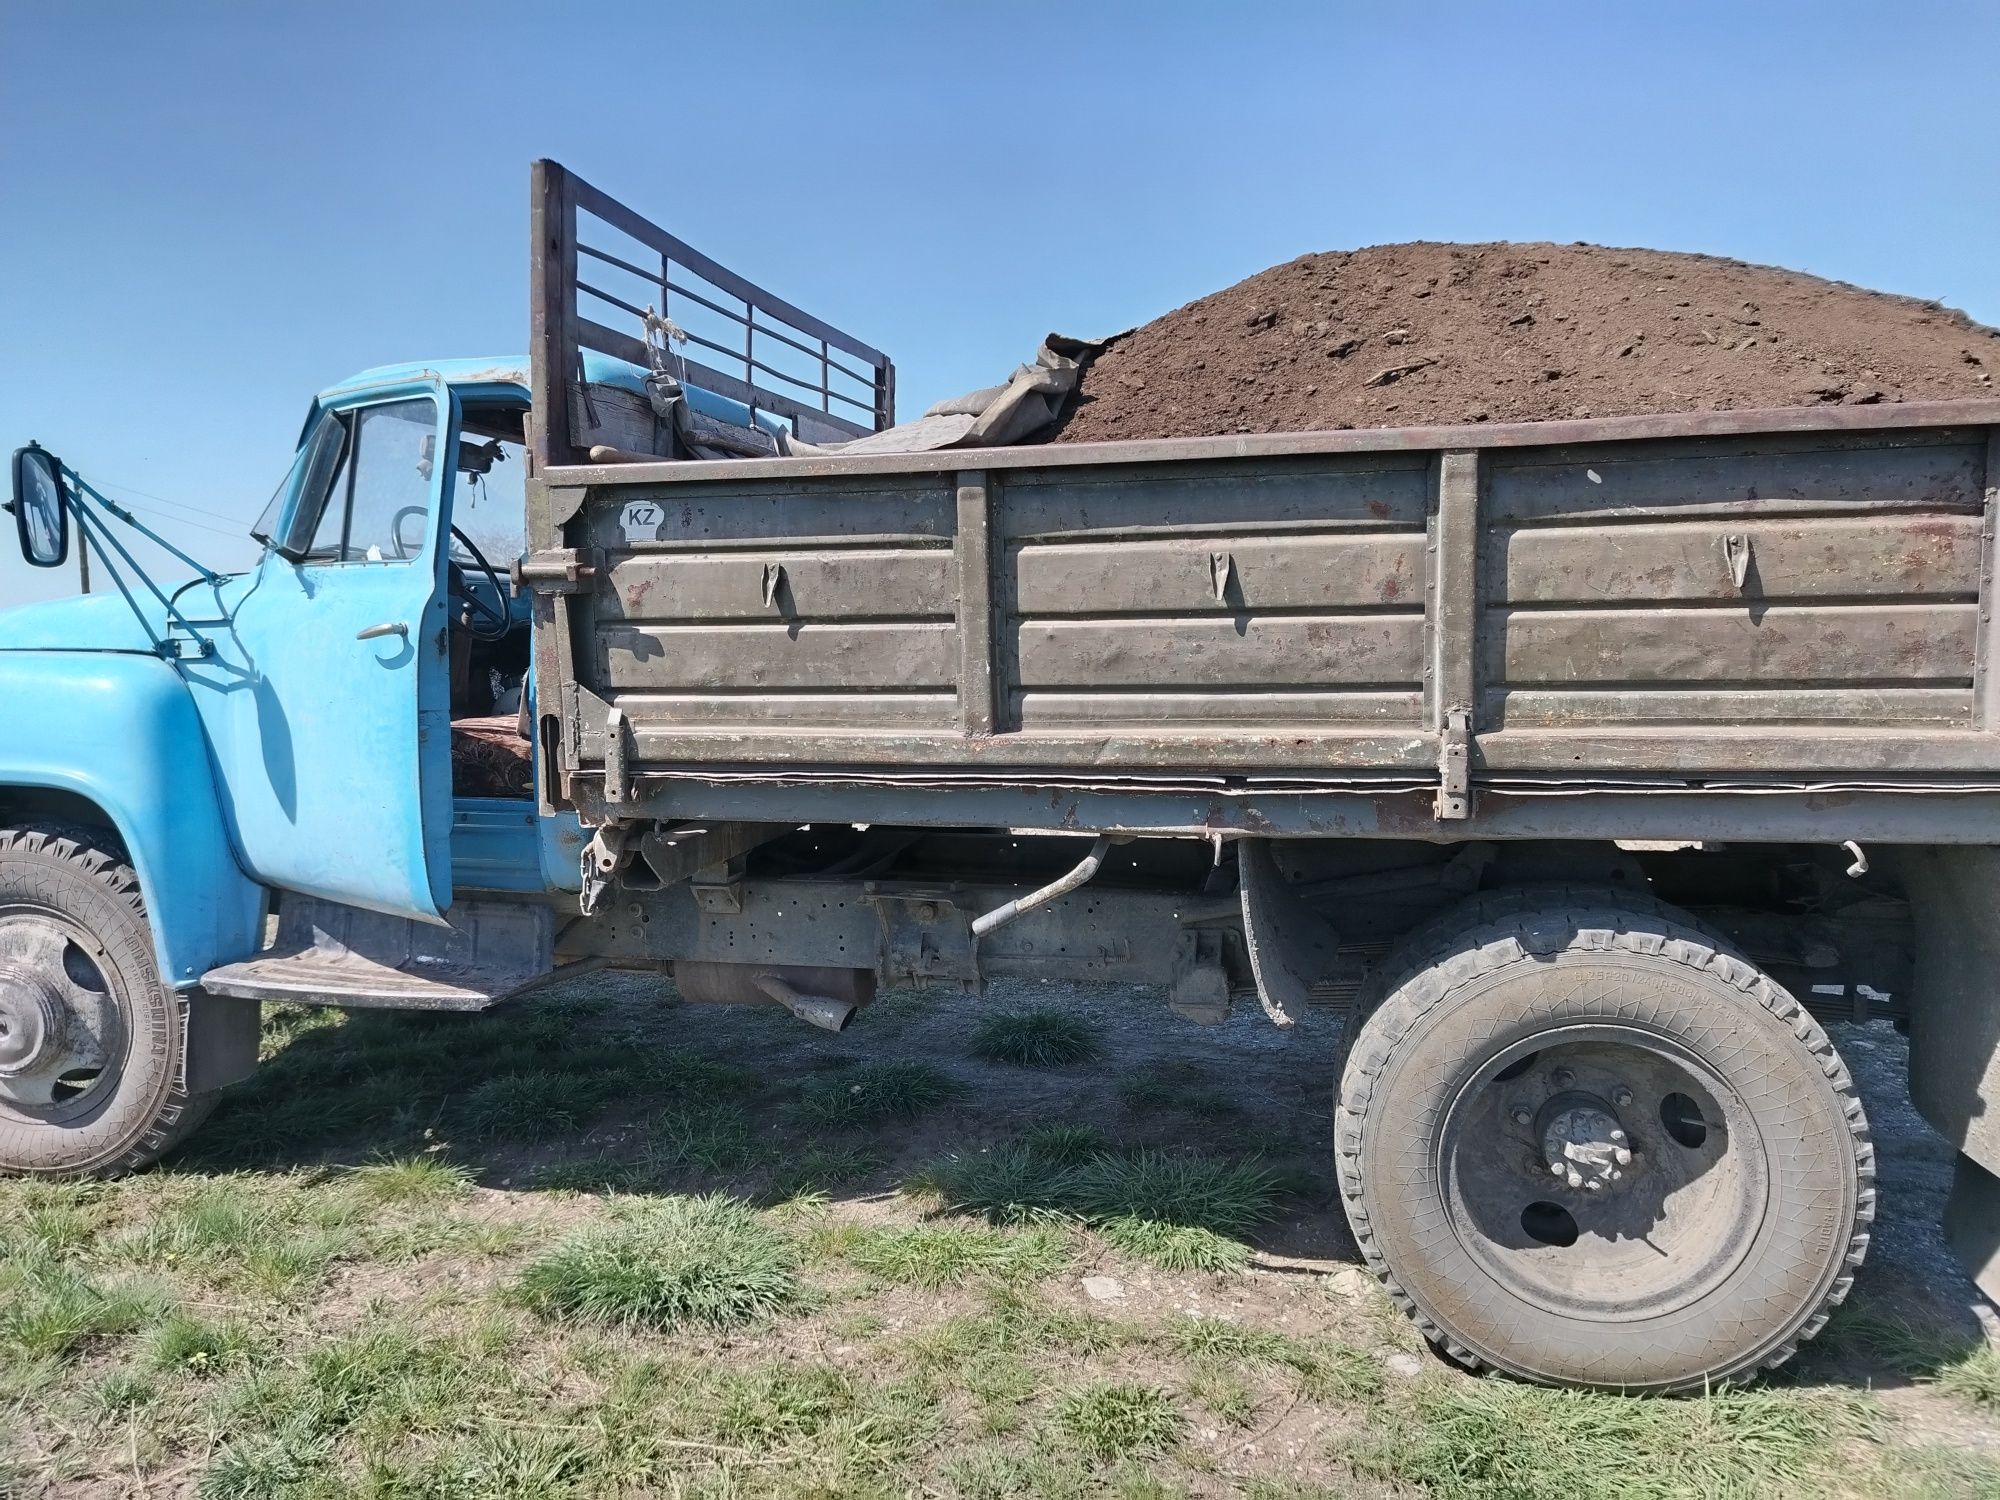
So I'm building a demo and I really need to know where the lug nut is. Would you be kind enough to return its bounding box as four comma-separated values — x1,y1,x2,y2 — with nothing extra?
1584,1178,1603,1192
1612,1086,1634,1108
1609,1128,1626,1143
1614,1146,1632,1166
1549,1161,1566,1178
1550,1067,1575,1089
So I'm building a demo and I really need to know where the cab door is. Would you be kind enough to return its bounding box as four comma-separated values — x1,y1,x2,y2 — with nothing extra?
187,376,461,920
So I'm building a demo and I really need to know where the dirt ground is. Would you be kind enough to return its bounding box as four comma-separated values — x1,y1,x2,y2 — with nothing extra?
4,975,1999,1497
1052,242,1999,442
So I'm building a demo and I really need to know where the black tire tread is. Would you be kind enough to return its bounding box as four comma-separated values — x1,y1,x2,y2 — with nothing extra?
1341,882,1739,1058
1334,898,1875,1390
0,824,215,1176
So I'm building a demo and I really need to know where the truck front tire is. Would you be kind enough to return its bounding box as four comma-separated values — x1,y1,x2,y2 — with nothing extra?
1336,901,1874,1391
0,826,216,1175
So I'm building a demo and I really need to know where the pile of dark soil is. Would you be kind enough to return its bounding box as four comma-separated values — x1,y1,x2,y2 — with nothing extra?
1051,242,1997,442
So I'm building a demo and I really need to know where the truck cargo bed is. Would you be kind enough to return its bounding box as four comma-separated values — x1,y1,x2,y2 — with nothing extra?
527,402,2000,826
523,163,2000,843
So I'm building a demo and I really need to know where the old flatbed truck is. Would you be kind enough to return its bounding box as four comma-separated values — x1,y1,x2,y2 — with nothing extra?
6,161,2000,1392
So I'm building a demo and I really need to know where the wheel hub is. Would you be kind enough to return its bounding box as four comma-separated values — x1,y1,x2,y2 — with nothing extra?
0,911,119,1115
1537,1090,1632,1192
1445,1025,1766,1322
0,961,64,1075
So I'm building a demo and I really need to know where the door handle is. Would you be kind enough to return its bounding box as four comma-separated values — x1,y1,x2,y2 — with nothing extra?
356,621,409,642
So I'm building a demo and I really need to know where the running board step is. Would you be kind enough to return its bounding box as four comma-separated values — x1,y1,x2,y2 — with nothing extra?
202,896,557,1011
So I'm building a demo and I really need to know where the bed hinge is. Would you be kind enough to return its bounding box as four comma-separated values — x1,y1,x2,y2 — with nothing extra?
603,705,631,805
1436,707,1472,821
511,547,600,594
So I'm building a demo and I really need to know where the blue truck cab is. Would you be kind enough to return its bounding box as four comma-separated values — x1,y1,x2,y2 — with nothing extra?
0,361,528,1168
0,349,788,1172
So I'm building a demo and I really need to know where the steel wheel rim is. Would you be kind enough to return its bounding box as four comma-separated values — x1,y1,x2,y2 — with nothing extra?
1437,1021,1770,1322
0,904,127,1125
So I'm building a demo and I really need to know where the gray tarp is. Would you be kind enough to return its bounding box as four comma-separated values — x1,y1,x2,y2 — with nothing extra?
780,333,1104,456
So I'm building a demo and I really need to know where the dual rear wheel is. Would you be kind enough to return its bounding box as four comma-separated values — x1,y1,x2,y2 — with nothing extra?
1336,894,1875,1391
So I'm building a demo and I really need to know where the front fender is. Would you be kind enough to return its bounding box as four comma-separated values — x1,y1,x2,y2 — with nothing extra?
0,650,266,988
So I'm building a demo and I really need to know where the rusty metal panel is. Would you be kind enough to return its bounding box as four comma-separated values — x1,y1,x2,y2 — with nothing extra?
1490,687,1973,728
577,472,960,733
599,549,955,622
1482,432,1988,737
594,620,956,692
605,691,956,729
528,403,2000,810
993,454,1430,734
1486,432,1987,524
1012,533,1422,613
1013,690,1423,728
1502,514,1985,603
998,454,1432,540
1487,603,1978,685
580,477,954,551
1012,616,1425,690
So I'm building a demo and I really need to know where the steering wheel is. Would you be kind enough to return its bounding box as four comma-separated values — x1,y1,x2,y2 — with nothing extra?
389,505,427,560
449,526,513,641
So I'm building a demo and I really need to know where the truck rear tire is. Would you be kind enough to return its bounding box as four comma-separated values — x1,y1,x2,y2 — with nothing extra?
1335,901,1874,1391
0,826,216,1176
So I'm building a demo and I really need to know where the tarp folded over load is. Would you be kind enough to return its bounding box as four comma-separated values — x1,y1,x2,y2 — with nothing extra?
779,334,1104,456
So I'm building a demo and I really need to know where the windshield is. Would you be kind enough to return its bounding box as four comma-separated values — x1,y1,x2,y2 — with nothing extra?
250,409,346,547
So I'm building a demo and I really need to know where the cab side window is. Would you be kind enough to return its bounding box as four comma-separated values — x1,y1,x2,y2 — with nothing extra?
302,398,438,563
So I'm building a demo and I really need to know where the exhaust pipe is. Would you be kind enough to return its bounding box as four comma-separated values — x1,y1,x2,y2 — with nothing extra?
752,973,858,1033
971,836,1115,938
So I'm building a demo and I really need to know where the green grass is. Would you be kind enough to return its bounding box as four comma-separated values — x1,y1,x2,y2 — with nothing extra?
1022,1123,1111,1164
1344,1378,1877,1500
792,1061,962,1129
1052,1382,1185,1462
971,1007,1103,1068
456,1068,610,1142
924,1137,1283,1269
1186,1358,1258,1426
648,1103,769,1173
533,1154,643,1193
766,1144,881,1204
1098,1216,1251,1272
0,1254,167,1362
182,994,748,1166
1160,1316,1381,1401
708,1361,858,1446
1820,1301,2000,1409
345,1155,473,1203
517,1193,803,1331
1117,1061,1239,1120
3,980,1990,1500
904,1286,1136,1373
147,1313,255,1376
838,1223,1071,1288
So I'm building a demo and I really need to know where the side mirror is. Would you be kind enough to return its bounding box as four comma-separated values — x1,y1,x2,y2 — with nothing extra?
8,444,70,569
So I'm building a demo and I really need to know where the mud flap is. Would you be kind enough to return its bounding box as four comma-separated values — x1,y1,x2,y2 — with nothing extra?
181,989,262,1094
1890,846,2000,1298
1944,1154,2000,1303
1237,841,1338,1028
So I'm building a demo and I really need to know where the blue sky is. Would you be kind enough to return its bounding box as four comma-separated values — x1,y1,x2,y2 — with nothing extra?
3,0,1996,606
